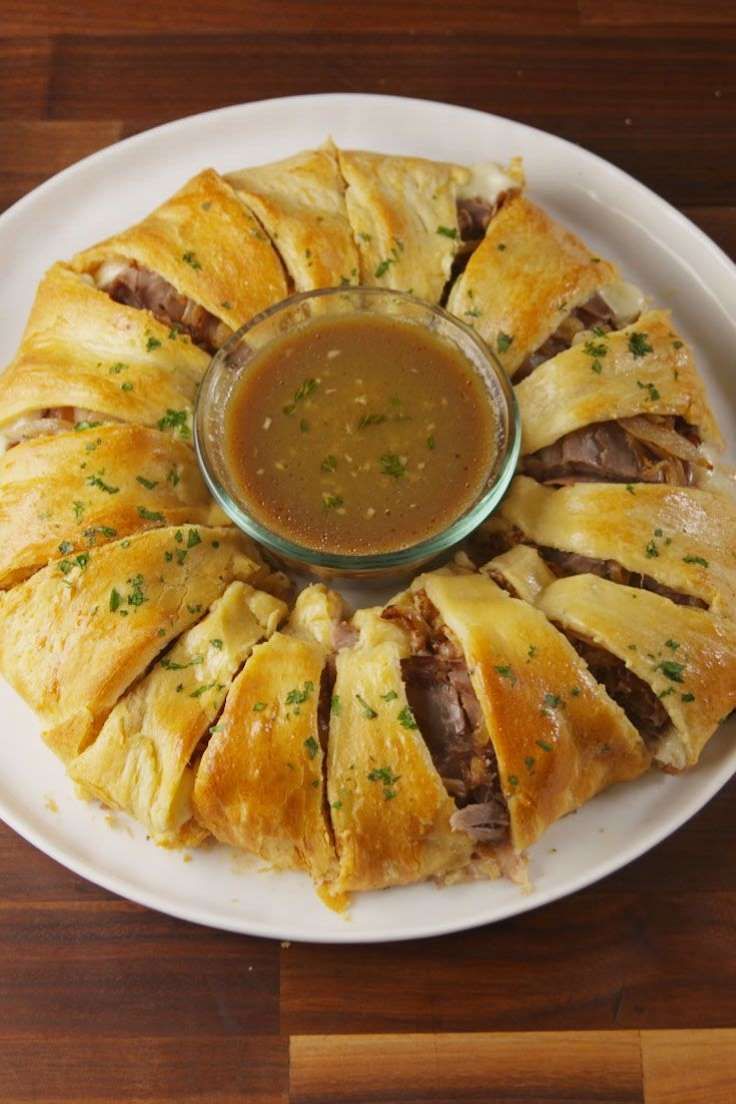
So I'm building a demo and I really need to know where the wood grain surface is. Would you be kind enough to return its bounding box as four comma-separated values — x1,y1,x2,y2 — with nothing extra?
1,2,735,1101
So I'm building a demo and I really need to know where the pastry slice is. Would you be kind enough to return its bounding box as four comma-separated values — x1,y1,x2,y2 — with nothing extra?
69,581,287,847
227,142,361,292
536,573,736,770
72,169,288,353
193,585,345,902
498,475,736,616
382,571,649,860
326,605,487,893
0,424,218,588
337,148,471,302
0,525,273,763
517,311,721,486
0,264,207,447
447,194,634,377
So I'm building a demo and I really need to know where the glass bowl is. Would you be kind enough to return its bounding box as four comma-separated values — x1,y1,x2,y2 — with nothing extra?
194,287,520,583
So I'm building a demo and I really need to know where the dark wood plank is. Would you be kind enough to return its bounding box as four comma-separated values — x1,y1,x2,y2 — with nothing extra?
281,778,736,1035
290,1031,644,1104
580,1,736,26
0,1035,288,1104
0,121,123,211
0,37,50,119
640,1030,736,1104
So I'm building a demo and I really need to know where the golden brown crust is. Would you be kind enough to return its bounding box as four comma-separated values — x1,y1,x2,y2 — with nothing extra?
516,310,721,454
0,264,207,434
0,526,269,763
72,169,288,334
499,475,736,616
69,582,287,847
193,586,343,891
337,149,468,302
417,572,650,853
227,142,360,293
536,573,736,770
0,424,218,588
447,194,616,376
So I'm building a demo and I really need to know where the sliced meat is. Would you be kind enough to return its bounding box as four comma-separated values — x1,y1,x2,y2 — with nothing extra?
565,631,670,747
514,294,619,382
456,196,496,242
333,620,359,651
317,658,336,753
96,259,232,355
540,547,708,610
522,420,694,487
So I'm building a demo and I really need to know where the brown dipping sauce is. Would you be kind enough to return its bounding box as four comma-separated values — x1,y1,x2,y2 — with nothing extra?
224,312,497,555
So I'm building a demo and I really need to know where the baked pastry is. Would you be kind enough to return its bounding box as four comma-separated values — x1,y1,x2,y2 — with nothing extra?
0,142,733,915
72,169,288,353
227,142,361,293
69,581,288,847
497,475,736,616
446,193,638,377
516,310,722,486
0,424,218,588
0,525,275,763
0,264,208,447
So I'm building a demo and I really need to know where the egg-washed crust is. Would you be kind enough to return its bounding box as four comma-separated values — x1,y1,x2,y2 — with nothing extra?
447,194,617,376
516,310,721,455
69,581,287,849
536,574,736,770
417,572,650,853
481,542,558,605
0,525,271,764
337,149,469,303
0,263,207,434
227,142,361,293
72,169,288,334
499,475,736,617
193,631,339,889
327,607,485,893
0,425,219,589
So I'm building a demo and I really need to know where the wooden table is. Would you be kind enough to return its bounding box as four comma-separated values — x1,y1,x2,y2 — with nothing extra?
1,3,735,1101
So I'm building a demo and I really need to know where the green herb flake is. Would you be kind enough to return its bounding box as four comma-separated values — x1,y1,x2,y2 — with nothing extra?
210,638,223,650
629,332,654,358
321,454,338,473
672,339,684,349
536,739,553,752
87,473,119,495
665,639,680,651
436,225,458,239
167,466,181,487
497,331,514,354
626,484,636,495
375,258,394,278
367,766,401,800
253,701,267,712
542,692,562,712
397,706,418,730
136,475,159,490
120,381,134,392
187,528,202,549
681,692,696,703
189,681,215,699
138,506,164,522
524,756,536,772
356,693,378,719
584,339,608,359
357,412,387,429
285,681,315,706
109,587,122,612
304,736,319,760
146,336,162,352
427,434,436,450
656,659,685,683
494,664,517,685
182,250,202,270
381,690,398,702
683,555,709,567
157,409,191,439
380,453,406,479
74,420,103,431
645,539,659,559
160,654,204,671
58,540,74,555
322,493,344,510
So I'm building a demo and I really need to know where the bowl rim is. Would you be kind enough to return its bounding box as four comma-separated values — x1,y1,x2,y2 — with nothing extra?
194,285,521,572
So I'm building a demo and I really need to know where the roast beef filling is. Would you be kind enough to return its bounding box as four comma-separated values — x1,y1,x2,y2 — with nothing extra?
456,196,497,243
563,630,670,748
382,594,509,844
96,259,232,355
514,295,619,382
522,419,695,487
540,547,707,610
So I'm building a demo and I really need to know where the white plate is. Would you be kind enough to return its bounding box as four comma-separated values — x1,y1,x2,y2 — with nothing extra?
1,94,735,943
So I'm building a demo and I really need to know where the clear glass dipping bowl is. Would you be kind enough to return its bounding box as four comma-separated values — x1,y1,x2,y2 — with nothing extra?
195,287,520,583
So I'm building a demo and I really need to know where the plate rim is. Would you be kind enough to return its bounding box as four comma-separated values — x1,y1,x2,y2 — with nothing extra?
1,92,735,943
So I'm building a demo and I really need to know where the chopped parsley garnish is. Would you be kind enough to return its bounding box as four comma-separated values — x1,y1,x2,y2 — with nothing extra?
497,242,507,251
138,506,164,521
584,339,608,359
210,638,223,650
190,681,215,699
73,501,85,521
84,526,117,545
182,251,202,270
160,654,204,671
187,528,202,548
321,455,338,473
357,412,387,429
331,694,341,715
672,339,684,350
536,739,553,752
322,493,344,510
109,361,127,374
524,756,536,772
570,686,581,697
121,381,134,392
626,484,636,494
74,420,102,431
136,475,159,490
397,706,418,729
167,466,180,487
427,434,436,450
591,360,603,374
645,539,659,558
381,690,398,702
253,701,267,712
109,587,122,612
681,692,695,703
283,377,318,415
380,453,406,479
497,331,514,354
367,766,401,800
494,664,517,685
542,692,562,711
146,336,162,352
656,659,685,683
126,574,147,607
637,380,661,401
87,473,119,494
629,332,653,358
356,693,378,719
436,225,458,239
683,555,709,567
285,681,315,706
58,540,74,555
527,645,537,660
375,258,394,278
304,736,319,760
157,409,191,439
665,639,680,651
